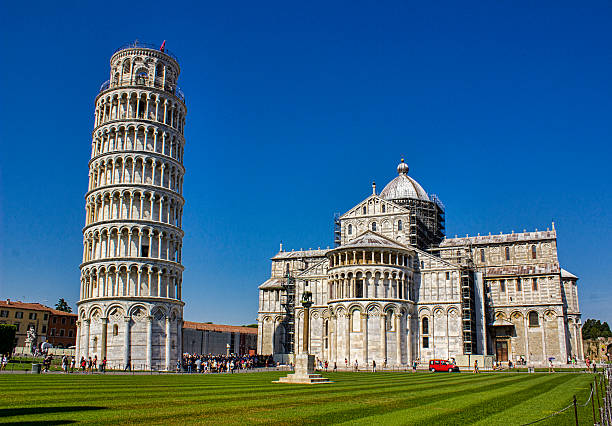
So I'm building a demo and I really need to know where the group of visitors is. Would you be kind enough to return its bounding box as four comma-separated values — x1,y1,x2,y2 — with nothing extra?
178,353,274,373
322,358,422,372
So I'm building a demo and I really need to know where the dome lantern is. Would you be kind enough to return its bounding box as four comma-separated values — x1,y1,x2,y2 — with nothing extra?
397,158,409,175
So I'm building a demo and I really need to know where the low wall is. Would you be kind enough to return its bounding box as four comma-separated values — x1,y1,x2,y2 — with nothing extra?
13,347,75,357
454,355,494,370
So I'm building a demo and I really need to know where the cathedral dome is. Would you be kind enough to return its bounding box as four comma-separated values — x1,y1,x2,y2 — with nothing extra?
379,159,430,201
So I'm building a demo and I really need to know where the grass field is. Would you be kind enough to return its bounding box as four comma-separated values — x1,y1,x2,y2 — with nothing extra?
0,371,599,425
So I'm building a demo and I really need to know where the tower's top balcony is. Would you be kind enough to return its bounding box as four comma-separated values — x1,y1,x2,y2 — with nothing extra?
98,41,185,103
112,41,180,63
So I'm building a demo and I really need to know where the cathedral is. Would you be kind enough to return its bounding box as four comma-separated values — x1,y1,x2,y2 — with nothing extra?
257,160,583,366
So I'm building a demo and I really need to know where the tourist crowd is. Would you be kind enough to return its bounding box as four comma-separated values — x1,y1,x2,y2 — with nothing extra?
178,353,274,373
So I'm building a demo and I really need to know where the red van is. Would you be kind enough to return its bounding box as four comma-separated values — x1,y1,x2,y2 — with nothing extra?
429,359,460,372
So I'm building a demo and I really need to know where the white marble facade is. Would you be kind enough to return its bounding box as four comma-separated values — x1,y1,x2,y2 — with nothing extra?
77,43,186,370
257,160,580,366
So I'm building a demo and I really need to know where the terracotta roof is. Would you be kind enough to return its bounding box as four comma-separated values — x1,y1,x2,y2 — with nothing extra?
0,300,53,312
48,309,77,317
183,321,257,334
0,300,77,316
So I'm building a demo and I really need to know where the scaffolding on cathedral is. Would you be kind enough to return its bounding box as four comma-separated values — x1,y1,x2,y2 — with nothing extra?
280,271,296,354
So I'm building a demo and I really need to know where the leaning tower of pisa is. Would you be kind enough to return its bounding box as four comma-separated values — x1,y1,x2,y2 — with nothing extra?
76,42,186,370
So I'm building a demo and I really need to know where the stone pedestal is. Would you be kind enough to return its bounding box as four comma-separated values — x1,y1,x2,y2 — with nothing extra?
274,354,332,384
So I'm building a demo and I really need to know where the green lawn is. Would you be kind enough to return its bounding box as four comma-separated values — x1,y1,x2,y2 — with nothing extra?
0,371,600,425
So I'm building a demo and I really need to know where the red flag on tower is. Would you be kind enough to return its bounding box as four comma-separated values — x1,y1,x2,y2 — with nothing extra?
160,40,166,52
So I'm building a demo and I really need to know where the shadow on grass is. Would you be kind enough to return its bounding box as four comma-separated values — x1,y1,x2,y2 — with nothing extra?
0,406,105,417
2,421,77,425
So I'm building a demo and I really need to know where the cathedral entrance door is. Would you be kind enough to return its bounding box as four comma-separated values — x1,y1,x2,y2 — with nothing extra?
496,340,509,362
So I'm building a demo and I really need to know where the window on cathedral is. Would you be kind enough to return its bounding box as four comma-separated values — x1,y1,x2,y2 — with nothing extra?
363,206,366,214
422,317,429,335
505,247,510,261
356,280,363,298
372,222,377,231
528,311,539,327
348,224,352,235
398,220,403,231
382,204,386,213
446,272,450,280
141,245,149,257
500,280,506,292
532,278,538,291
422,336,429,348
517,280,522,292
480,249,485,262
113,324,119,336
531,245,537,259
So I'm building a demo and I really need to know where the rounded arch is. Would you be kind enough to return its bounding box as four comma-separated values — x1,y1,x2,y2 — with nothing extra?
528,310,540,327
383,303,398,314
509,310,523,320
495,311,507,321
128,304,148,317
87,305,103,319
334,305,347,317
105,304,125,319
151,306,166,321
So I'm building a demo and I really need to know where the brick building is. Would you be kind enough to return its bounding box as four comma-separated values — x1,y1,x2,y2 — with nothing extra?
0,299,77,349
182,321,257,355
47,309,78,348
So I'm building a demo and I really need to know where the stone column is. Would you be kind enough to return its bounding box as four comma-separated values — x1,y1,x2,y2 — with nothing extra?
380,314,387,364
557,315,567,362
345,313,351,364
75,320,81,360
333,316,338,362
165,315,171,370
84,319,91,359
524,315,530,362
576,323,584,360
361,312,368,365
101,318,108,360
541,316,547,363
395,314,402,365
123,317,131,368
406,314,413,365
302,307,310,353
146,315,153,369
177,317,183,360
257,320,263,354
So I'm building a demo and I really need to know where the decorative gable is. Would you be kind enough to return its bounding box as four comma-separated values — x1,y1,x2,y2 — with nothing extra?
339,195,409,220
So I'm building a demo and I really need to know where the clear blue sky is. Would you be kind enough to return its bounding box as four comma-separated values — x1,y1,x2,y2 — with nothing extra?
1,1,610,326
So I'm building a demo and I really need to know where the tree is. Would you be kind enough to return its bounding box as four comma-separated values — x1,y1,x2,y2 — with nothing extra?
582,319,612,340
0,324,17,355
55,298,72,313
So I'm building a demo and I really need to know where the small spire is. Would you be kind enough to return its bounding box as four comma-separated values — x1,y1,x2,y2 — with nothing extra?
279,241,283,252
372,181,376,195
552,221,555,230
